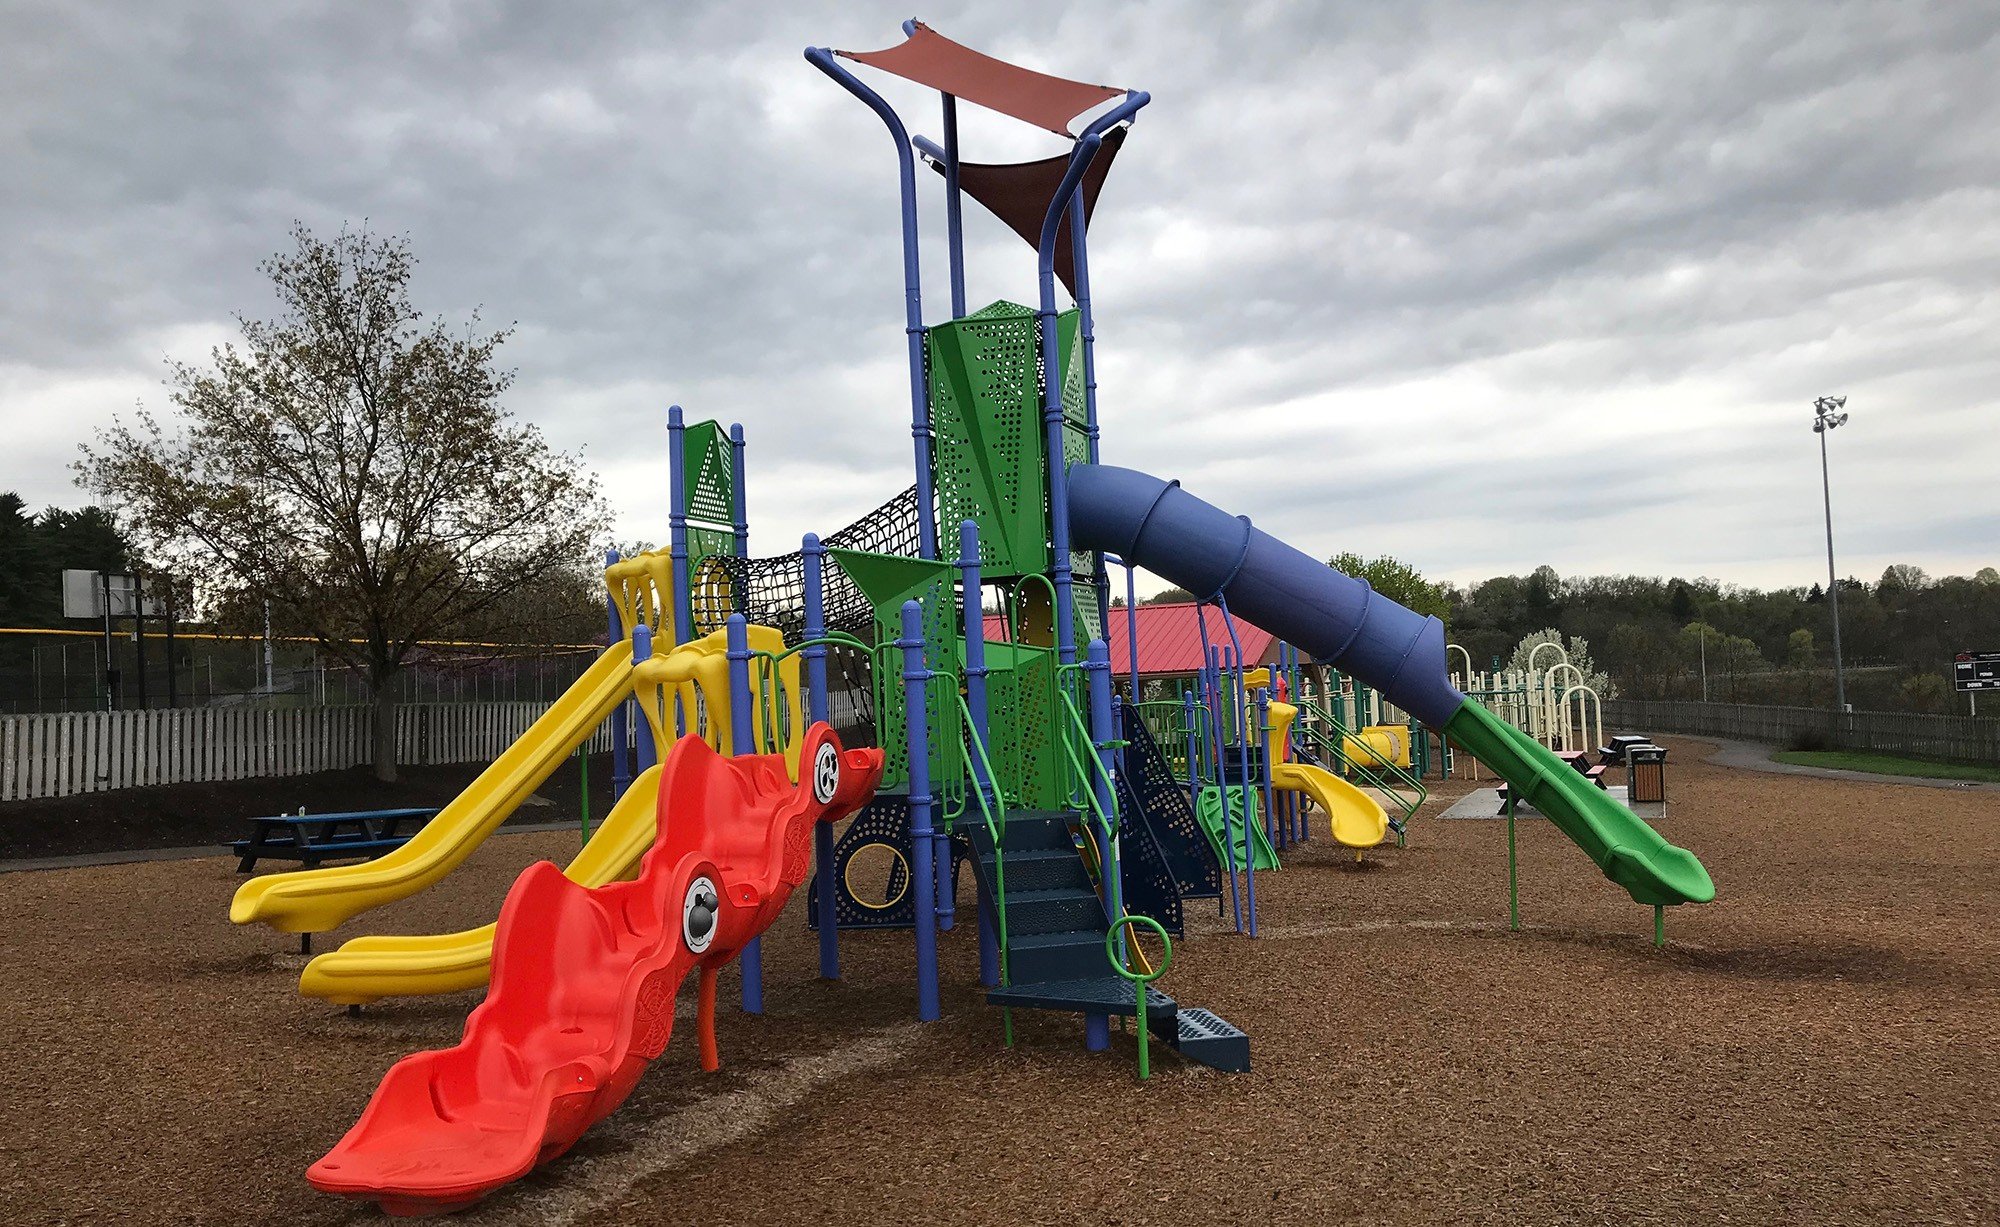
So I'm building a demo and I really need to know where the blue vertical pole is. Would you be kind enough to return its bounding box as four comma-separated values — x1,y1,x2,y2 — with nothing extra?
605,548,631,800
1195,616,1241,932
667,406,690,646
1257,687,1278,851
1218,598,1259,936
726,615,762,1014
959,521,999,988
942,94,966,319
802,533,839,980
1071,190,1113,642
900,600,941,1022
1035,135,1104,668
802,49,936,561
729,423,748,560
1119,558,1140,700
1086,639,1121,927
631,624,656,776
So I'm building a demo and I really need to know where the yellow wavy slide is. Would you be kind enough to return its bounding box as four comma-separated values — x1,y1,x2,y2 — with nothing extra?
280,623,801,1002
298,764,664,1004
229,639,640,935
1262,694,1387,853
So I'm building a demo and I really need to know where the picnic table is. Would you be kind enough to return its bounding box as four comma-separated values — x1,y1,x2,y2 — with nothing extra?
232,807,439,874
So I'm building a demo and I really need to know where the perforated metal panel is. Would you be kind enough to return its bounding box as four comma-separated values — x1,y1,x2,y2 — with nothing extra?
681,420,735,527
929,301,1049,579
1118,699,1222,900
983,640,1064,810
804,794,969,931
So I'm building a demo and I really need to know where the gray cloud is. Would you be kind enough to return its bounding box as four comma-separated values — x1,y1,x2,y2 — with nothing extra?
3,0,1995,599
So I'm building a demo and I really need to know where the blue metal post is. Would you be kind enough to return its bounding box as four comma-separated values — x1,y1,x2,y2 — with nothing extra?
631,624,656,776
1257,687,1279,851
959,521,1000,988
1218,597,1259,936
802,533,839,980
1070,189,1112,639
942,94,966,318
730,423,748,559
605,548,631,799
726,615,762,1015
1195,615,1241,932
804,48,937,560
667,406,690,647
1116,555,1140,700
900,600,941,1021
1035,134,1103,667
1086,639,1121,926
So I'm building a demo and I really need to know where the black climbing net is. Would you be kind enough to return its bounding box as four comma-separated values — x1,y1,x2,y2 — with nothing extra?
688,483,926,746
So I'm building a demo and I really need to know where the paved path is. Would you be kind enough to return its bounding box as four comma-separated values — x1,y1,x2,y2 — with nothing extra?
0,820,586,875
1698,737,2000,793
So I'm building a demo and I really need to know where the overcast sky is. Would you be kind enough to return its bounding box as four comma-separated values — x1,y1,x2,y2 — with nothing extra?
5,1,1996,597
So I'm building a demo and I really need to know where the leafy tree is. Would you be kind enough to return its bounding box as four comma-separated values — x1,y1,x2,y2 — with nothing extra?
1878,564,1931,597
78,224,608,780
1505,628,1610,695
1975,567,1998,586
1141,586,1195,605
1786,628,1816,670
1328,552,1450,622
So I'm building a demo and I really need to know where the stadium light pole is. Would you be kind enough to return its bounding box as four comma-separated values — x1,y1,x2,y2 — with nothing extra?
1813,395,1850,712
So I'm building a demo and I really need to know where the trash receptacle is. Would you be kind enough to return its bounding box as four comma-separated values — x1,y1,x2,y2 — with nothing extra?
1627,744,1668,804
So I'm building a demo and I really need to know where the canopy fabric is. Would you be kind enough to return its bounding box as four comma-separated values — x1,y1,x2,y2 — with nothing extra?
837,22,1123,137
929,127,1125,298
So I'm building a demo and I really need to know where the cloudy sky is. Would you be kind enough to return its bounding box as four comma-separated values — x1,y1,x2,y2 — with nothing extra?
5,1,1996,596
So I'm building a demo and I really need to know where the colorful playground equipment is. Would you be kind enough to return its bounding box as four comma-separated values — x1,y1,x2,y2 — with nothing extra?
224,20,1715,1213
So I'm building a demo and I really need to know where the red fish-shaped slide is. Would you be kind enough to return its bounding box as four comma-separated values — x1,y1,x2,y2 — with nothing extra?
307,724,882,1216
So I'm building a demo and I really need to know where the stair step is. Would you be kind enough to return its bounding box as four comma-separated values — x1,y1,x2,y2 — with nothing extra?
986,976,1178,1023
1005,930,1114,983
1002,886,1106,935
1169,1007,1251,1073
991,809,1082,852
978,848,1092,893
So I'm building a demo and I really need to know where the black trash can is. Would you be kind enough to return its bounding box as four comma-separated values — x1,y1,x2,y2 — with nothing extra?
1627,744,1668,804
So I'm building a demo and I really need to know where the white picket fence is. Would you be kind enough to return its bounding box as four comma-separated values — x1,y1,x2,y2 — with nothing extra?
0,702,628,802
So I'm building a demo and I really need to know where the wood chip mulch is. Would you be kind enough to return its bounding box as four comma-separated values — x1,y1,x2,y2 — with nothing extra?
0,736,1993,1224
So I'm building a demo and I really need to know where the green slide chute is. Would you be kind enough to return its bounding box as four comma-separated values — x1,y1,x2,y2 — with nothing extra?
1195,784,1280,872
1442,700,1715,906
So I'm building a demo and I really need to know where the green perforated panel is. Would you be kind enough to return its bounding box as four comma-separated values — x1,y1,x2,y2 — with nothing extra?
929,302,1048,580
682,420,735,528
828,550,961,795
981,639,1063,810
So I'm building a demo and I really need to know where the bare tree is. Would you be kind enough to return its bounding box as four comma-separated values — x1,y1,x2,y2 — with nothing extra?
79,224,609,780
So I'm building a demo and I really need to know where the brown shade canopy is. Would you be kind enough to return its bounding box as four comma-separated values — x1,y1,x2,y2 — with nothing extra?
838,22,1124,137
929,127,1126,299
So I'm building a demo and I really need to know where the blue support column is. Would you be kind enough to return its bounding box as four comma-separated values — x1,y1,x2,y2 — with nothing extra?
803,48,937,560
1218,598,1259,936
606,548,631,799
802,533,839,980
1086,638,1121,928
1257,687,1278,851
900,600,941,1022
959,521,1000,988
942,94,966,319
730,423,748,559
726,615,762,1015
1182,690,1200,813
1034,136,1103,668
667,406,690,647
631,624,656,776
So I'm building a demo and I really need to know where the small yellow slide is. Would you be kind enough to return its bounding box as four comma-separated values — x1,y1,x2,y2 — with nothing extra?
297,763,665,1004
229,640,639,934
1262,693,1387,853
1271,760,1388,851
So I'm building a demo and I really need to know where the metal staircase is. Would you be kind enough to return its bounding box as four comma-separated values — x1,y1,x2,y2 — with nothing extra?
964,808,1250,1073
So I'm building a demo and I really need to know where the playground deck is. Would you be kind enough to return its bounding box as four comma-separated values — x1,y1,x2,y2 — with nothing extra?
0,735,1991,1224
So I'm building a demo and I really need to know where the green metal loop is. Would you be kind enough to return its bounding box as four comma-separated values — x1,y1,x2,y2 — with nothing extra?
1105,913,1172,983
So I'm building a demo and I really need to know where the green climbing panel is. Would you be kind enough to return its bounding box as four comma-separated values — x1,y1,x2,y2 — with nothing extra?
1196,784,1280,872
928,301,1081,581
827,548,959,794
682,420,735,527
978,638,1065,811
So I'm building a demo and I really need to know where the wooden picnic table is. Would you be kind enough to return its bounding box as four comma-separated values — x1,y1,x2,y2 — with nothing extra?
232,807,439,874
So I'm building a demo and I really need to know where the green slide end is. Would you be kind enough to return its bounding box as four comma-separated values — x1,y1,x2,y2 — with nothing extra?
1196,784,1280,872
1442,699,1715,907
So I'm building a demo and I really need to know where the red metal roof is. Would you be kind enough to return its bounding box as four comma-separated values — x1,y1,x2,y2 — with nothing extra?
980,602,1278,676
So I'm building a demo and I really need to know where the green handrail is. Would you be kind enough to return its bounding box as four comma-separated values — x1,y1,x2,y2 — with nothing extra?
1293,696,1427,832
1105,914,1172,1081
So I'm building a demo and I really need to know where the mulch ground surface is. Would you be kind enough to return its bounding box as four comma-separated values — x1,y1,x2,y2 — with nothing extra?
0,752,619,860
0,736,1993,1224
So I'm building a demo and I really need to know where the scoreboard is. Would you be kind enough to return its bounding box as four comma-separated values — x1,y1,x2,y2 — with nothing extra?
1954,651,2000,692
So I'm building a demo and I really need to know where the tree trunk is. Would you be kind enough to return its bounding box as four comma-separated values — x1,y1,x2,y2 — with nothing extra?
371,675,400,783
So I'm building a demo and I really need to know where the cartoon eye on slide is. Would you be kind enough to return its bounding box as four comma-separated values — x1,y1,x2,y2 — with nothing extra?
813,740,840,804
682,876,719,954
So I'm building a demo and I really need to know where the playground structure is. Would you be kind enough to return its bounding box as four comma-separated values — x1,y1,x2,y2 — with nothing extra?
1448,638,1607,761
223,21,1715,1216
